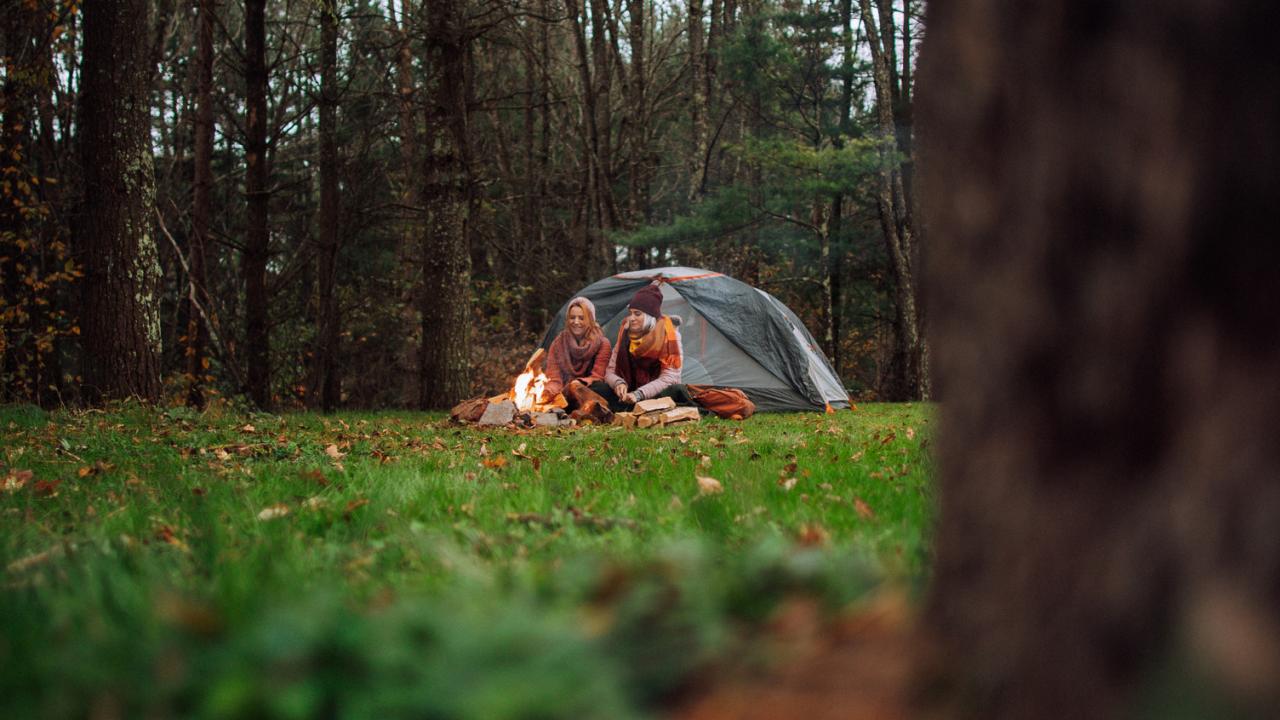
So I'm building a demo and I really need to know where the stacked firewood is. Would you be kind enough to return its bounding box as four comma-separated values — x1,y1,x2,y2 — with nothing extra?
613,397,701,429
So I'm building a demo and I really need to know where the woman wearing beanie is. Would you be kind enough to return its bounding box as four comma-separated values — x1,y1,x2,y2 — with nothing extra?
603,283,689,412
542,297,614,423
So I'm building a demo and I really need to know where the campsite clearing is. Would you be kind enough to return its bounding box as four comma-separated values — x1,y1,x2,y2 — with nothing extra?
0,402,932,717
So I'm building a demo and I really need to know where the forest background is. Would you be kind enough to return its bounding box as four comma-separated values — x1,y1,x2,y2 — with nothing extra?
0,0,924,411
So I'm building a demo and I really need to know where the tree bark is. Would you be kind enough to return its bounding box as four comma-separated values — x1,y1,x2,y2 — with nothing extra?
316,0,341,412
78,0,163,404
859,0,924,401
921,0,1280,716
687,0,708,201
418,0,472,409
243,0,271,409
187,0,216,408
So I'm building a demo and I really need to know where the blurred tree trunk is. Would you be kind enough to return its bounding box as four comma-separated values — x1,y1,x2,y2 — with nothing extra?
921,0,1280,717
78,0,163,404
243,0,271,409
316,0,341,412
187,0,216,408
418,0,472,408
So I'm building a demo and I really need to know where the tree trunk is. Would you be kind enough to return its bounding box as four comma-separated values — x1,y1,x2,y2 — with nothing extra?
920,1,1280,716
78,0,163,404
243,0,271,409
859,0,923,401
687,0,707,201
392,0,421,407
316,0,341,412
418,0,472,409
187,0,215,409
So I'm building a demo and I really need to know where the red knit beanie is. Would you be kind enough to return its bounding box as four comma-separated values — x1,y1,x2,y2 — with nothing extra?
628,284,664,319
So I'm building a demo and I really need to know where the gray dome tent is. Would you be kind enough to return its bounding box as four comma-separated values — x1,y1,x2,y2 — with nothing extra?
540,267,852,412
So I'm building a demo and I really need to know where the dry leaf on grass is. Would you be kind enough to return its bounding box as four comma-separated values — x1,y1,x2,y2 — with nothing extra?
854,497,876,519
257,504,290,521
696,475,724,496
1,469,32,492
324,444,345,460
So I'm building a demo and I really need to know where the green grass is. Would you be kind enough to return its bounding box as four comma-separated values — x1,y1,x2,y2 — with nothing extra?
0,402,934,719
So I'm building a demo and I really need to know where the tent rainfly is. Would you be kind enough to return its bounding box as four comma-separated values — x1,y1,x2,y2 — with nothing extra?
540,267,852,412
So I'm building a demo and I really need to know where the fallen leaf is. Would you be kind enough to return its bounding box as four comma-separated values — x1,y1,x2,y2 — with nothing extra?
905,427,916,440
2,469,32,492
7,549,54,574
33,478,61,497
696,475,723,496
300,469,329,486
700,455,712,468
257,504,290,521
668,495,684,510
850,451,864,462
344,498,370,513
796,523,829,546
781,462,798,477
324,444,345,460
241,424,257,433
214,448,231,461
303,496,327,510
482,456,509,469
155,525,190,552
854,497,876,519
779,477,798,491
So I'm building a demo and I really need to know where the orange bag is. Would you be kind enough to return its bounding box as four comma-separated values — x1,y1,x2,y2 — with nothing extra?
686,384,756,420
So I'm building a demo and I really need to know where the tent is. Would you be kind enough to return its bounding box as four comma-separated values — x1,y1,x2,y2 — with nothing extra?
540,267,852,412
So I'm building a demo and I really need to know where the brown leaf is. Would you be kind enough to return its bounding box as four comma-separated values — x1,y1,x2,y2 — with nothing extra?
7,549,54,574
344,498,369,513
854,497,876,519
905,427,916,440
778,477,798,491
324,444,345,460
696,475,723,496
33,478,61,497
301,469,329,486
796,523,829,547
781,462,798,477
213,448,231,461
241,424,257,433
482,456,509,469
1,469,32,492
155,525,190,552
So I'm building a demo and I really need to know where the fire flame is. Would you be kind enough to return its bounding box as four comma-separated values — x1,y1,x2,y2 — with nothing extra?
511,368,547,412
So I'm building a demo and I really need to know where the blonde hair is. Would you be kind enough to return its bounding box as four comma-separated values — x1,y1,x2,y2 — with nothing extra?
567,297,602,339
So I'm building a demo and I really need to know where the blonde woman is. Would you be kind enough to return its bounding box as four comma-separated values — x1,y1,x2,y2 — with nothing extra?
543,297,614,421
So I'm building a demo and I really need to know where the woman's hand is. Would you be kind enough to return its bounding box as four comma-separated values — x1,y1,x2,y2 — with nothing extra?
614,383,628,399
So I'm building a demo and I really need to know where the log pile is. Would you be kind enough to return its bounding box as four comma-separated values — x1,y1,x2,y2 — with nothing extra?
612,397,701,429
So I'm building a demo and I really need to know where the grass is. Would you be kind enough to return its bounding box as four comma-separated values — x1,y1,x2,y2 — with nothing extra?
0,402,934,719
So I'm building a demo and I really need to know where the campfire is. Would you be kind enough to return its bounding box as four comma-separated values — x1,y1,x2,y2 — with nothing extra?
450,350,574,428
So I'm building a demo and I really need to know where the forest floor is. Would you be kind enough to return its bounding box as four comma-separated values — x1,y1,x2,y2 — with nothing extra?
1,402,932,718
